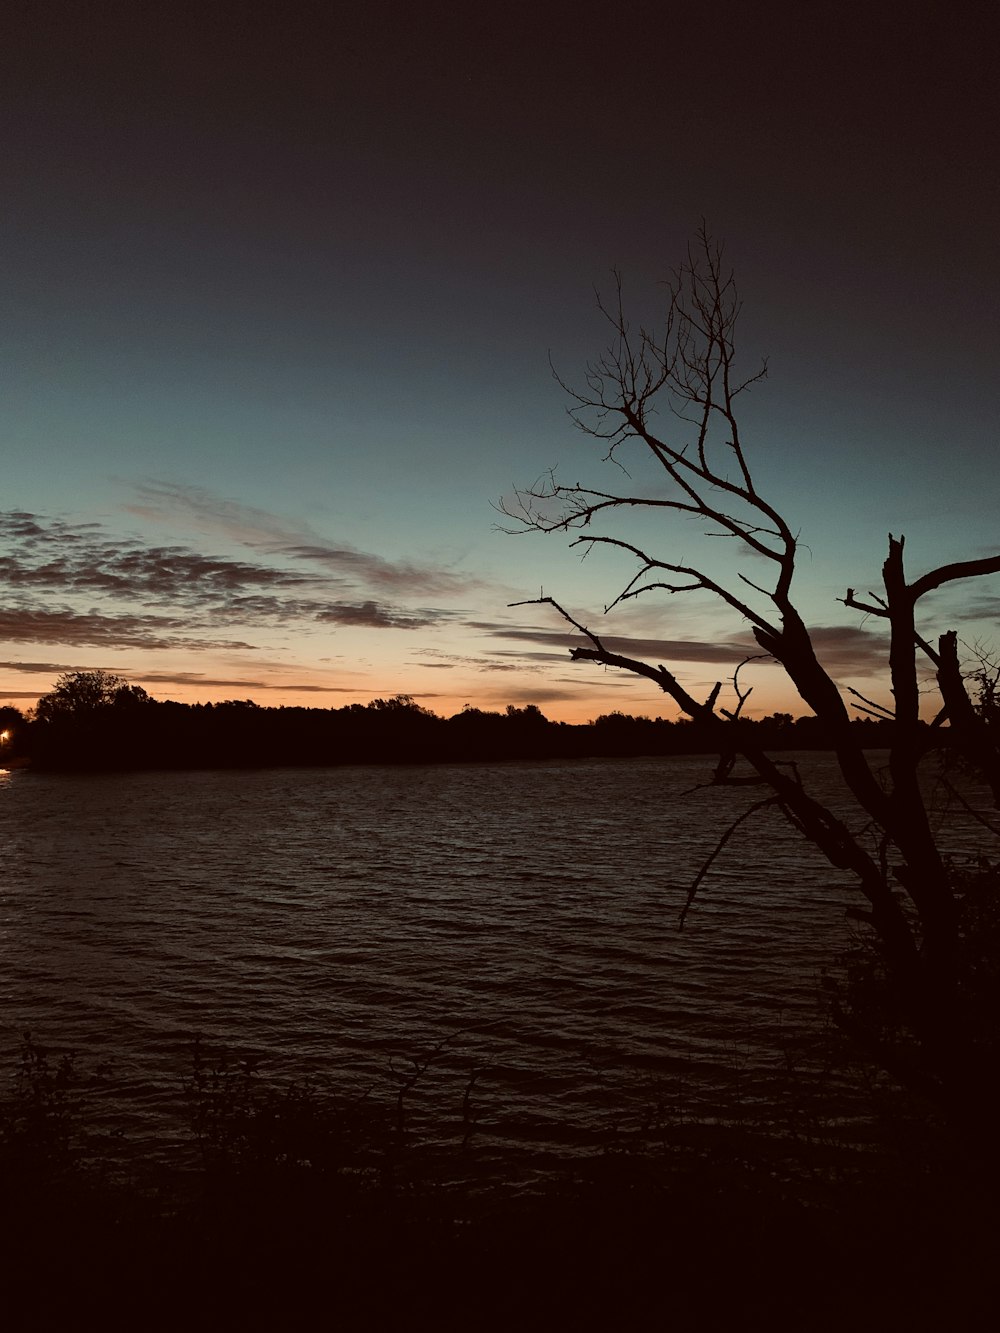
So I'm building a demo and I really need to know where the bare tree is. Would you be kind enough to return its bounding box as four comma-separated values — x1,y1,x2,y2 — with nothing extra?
501,227,1000,1108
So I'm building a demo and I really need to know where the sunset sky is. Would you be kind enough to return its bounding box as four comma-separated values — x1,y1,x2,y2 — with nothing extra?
4,2,998,723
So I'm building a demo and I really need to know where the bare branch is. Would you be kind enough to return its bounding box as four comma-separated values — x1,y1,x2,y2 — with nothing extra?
720,653,771,721
910,552,1000,603
508,595,607,653
847,687,895,720
567,534,781,634
841,588,939,665
842,589,889,618
679,796,780,928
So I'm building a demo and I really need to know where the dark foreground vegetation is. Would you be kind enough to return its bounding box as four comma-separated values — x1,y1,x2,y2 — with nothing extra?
2,1031,998,1330
3,675,908,772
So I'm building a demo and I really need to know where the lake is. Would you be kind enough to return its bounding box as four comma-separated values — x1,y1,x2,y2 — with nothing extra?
0,753,984,1171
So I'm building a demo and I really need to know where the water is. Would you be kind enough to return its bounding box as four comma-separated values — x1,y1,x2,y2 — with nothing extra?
0,753,986,1168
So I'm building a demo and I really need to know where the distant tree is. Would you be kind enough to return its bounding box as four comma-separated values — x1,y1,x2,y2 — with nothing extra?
368,694,431,714
0,705,24,757
502,227,1000,1112
764,712,794,729
504,704,547,723
34,671,150,723
0,705,25,731
454,705,503,721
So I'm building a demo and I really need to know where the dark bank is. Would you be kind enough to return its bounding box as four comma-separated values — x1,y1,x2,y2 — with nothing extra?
4,671,906,773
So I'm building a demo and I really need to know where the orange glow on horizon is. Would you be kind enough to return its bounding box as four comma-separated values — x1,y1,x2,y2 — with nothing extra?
13,678,810,725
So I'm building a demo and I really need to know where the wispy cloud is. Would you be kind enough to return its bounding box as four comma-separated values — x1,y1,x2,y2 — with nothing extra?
806,625,889,674
469,620,759,664
0,508,461,654
0,509,317,601
136,672,359,693
316,601,443,630
125,481,477,596
945,594,1000,624
0,662,354,696
0,608,255,652
0,659,74,675
474,619,890,678
479,684,598,706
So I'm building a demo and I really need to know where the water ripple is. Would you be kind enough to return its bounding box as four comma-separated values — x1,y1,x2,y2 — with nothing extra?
0,755,990,1157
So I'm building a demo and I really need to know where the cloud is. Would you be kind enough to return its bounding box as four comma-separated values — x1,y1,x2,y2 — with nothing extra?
315,600,439,629
475,618,890,679
0,663,354,696
0,660,73,675
135,672,359,693
278,544,472,596
470,620,758,664
0,510,317,605
946,594,1000,624
0,509,460,655
124,481,477,597
806,625,889,675
479,684,592,706
0,608,254,652
410,644,548,674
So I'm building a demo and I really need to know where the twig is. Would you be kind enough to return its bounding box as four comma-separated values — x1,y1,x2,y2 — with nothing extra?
679,795,780,928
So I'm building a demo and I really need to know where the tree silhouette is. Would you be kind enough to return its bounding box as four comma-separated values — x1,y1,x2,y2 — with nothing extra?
34,670,150,722
0,705,24,732
502,227,1000,1110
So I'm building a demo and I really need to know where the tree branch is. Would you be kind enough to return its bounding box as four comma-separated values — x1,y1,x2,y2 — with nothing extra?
679,795,780,928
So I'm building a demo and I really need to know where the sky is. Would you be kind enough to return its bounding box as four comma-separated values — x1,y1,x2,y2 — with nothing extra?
3,1,998,723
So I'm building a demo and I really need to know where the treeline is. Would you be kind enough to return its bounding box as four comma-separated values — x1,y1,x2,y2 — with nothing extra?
5,690,905,771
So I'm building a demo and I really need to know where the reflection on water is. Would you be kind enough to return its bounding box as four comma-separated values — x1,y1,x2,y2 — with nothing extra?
0,754,987,1160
